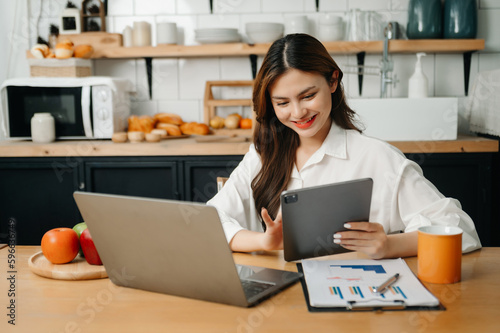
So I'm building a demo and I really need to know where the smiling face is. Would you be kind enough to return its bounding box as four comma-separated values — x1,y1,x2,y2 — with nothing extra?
269,68,338,143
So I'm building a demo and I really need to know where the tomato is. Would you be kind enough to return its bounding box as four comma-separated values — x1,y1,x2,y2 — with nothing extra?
80,228,103,265
240,118,252,129
41,228,79,264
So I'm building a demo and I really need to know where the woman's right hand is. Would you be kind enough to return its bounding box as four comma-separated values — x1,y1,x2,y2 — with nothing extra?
260,207,284,251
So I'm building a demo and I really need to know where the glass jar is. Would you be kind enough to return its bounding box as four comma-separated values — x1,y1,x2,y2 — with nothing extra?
407,0,443,39
31,113,55,143
443,0,478,39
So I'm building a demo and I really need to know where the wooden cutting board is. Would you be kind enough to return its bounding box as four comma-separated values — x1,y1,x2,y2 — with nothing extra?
29,251,108,280
195,135,249,143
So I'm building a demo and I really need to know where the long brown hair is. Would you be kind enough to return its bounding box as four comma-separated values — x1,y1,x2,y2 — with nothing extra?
251,33,361,221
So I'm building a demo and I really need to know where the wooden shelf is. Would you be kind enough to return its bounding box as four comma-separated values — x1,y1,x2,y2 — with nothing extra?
91,39,485,59
26,39,484,98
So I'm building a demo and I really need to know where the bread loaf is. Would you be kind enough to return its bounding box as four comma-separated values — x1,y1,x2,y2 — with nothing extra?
180,122,210,135
128,115,156,133
154,113,183,126
74,44,94,59
156,123,182,136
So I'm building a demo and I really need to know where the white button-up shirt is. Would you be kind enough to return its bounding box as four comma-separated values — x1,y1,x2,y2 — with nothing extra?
207,123,481,253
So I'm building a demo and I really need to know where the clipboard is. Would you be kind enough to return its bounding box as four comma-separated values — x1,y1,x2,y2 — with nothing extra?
297,263,445,312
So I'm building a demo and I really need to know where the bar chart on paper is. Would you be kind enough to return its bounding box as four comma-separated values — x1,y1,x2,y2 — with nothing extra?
301,259,438,308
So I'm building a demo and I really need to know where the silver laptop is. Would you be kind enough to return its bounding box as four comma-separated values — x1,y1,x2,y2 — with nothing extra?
73,191,301,307
281,178,373,261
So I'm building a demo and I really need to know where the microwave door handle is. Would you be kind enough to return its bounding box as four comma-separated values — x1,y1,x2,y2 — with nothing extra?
81,86,93,138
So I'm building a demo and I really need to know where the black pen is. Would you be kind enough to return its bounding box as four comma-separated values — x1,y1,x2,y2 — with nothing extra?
374,273,400,295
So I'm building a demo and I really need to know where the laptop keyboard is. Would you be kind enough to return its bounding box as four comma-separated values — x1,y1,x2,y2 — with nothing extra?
241,280,275,300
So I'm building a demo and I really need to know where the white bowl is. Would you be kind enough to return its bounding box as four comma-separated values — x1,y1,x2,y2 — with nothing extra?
285,16,309,35
246,30,283,44
245,22,284,43
246,22,284,32
320,14,343,25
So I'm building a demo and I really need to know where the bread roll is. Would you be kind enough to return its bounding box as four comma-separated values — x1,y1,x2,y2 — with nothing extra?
156,123,182,136
180,122,210,135
30,44,50,59
145,132,161,142
151,129,168,139
74,44,94,59
154,113,183,126
128,115,156,133
111,132,128,143
55,42,74,59
59,39,74,47
127,131,145,143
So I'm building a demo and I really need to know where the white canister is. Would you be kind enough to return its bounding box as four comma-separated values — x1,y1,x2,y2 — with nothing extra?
31,113,55,143
157,22,178,45
319,14,344,42
133,21,152,47
123,25,133,47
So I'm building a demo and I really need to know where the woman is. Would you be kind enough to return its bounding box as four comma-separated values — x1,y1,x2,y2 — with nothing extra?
207,33,481,259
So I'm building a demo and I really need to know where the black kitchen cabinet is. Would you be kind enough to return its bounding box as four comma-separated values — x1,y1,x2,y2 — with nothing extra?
84,157,182,200
183,156,243,202
406,153,493,246
1,152,497,246
0,158,81,245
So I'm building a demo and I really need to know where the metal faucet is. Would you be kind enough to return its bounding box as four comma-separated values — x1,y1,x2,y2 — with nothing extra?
342,23,399,97
380,34,394,98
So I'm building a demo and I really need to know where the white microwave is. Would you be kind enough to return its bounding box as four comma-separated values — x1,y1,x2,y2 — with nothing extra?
0,77,132,140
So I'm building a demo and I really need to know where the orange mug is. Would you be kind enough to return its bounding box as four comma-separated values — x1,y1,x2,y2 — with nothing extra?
417,226,463,284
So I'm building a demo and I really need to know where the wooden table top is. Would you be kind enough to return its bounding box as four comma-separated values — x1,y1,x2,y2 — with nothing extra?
0,135,497,157
1,247,499,332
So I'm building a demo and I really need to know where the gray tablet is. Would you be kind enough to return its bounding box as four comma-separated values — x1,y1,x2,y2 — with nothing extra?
281,178,373,261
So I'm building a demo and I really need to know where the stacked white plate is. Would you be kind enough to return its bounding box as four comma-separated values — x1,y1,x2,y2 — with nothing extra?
245,22,284,44
195,28,240,44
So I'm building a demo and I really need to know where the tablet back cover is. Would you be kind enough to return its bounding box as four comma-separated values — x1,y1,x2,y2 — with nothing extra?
281,178,373,261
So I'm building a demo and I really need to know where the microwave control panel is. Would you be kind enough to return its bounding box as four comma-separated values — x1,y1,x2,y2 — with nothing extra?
92,86,113,138
91,85,129,138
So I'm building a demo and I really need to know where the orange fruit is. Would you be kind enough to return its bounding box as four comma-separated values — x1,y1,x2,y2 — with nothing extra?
41,228,79,264
240,118,252,129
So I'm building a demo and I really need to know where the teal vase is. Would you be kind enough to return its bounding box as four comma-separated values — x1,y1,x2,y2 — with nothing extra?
407,0,443,39
443,0,478,39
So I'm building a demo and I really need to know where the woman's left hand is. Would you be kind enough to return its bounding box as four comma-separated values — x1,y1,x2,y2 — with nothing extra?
333,222,389,259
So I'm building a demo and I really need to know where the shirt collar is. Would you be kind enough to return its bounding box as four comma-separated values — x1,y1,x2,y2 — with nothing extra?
290,122,347,179
322,121,347,160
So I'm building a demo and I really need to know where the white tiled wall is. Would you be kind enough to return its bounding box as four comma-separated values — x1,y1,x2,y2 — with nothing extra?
13,0,500,127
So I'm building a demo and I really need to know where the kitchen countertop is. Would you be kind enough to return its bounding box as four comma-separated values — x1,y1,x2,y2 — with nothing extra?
0,135,497,157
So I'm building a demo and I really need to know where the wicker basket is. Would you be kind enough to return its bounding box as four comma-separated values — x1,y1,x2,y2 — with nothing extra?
29,58,92,77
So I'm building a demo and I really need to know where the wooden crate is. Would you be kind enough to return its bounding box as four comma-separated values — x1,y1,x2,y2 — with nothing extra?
203,80,255,136
29,58,92,77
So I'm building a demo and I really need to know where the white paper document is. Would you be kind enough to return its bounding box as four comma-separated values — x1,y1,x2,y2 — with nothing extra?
301,258,439,308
